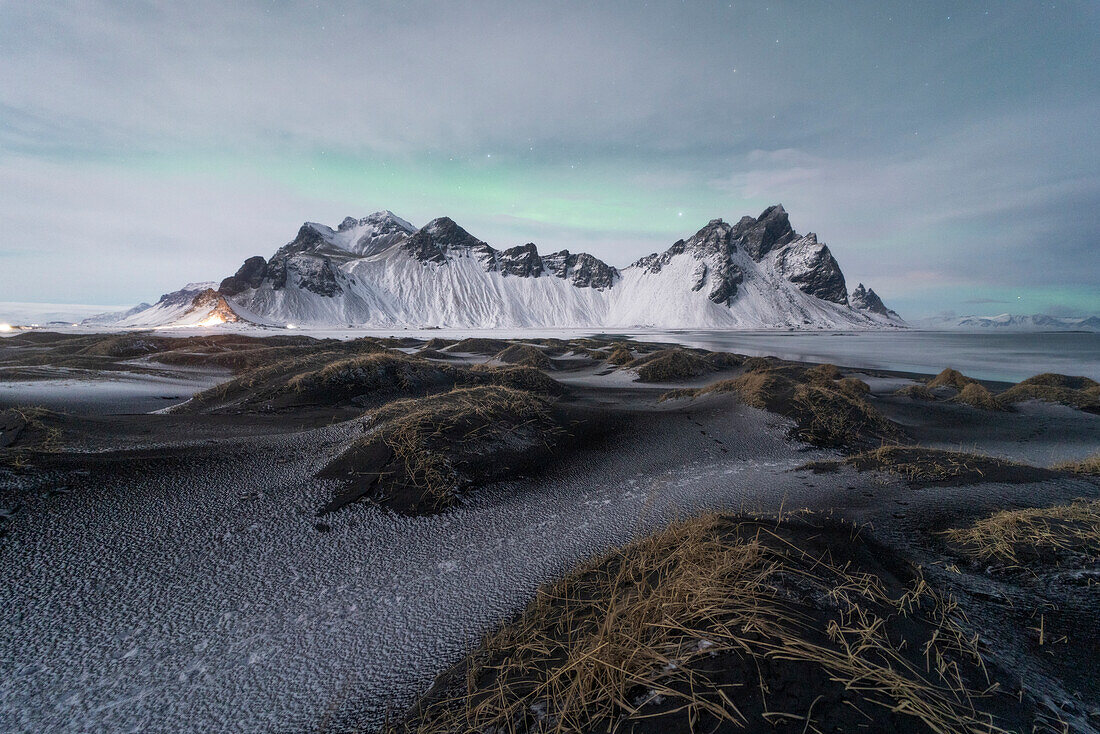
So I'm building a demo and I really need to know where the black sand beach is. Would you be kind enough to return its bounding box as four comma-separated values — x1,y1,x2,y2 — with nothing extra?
1,332,1098,732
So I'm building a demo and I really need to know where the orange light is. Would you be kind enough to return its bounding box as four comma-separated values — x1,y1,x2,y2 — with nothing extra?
196,313,226,327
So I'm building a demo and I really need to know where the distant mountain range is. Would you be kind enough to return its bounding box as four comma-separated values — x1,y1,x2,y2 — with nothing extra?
915,313,1100,332
88,205,906,330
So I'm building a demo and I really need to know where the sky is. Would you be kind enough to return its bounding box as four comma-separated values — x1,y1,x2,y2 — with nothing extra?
1,1,1097,319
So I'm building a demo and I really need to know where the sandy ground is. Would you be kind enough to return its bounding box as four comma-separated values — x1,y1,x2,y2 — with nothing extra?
0,346,1098,732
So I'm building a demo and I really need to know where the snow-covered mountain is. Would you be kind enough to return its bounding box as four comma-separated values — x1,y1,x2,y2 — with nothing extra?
916,313,1100,332
90,205,906,330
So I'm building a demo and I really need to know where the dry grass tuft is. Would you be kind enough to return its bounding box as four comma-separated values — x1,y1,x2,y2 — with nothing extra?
0,406,63,465
998,373,1100,412
741,355,775,372
951,383,1007,411
494,344,553,371
328,386,561,512
941,498,1100,567
895,383,937,401
605,345,634,366
835,375,871,396
1052,452,1100,476
394,515,1014,734
790,382,897,446
830,446,1054,486
927,368,977,391
286,352,448,397
630,349,716,382
804,362,842,382
663,367,897,448
696,370,797,411
466,364,564,396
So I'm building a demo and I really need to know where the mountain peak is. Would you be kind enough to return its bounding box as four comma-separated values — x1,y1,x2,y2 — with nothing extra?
358,210,415,233
734,204,797,260
404,217,493,264
850,283,898,318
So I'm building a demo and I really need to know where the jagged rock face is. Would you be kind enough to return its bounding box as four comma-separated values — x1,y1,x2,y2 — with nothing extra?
402,217,497,267
850,283,891,316
500,244,543,278
773,234,849,305
219,256,269,296
264,252,342,296
274,224,329,261
633,219,743,305
540,251,618,290
733,205,797,261
287,256,342,297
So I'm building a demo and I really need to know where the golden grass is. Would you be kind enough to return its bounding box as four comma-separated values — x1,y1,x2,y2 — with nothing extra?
631,349,715,382
951,383,1006,411
927,368,977,390
836,375,871,396
465,364,564,395
1052,452,1100,476
791,382,896,446
494,344,552,371
741,356,774,372
685,370,796,411
663,367,897,447
804,362,842,382
895,383,937,400
366,386,558,507
0,406,63,466
187,349,355,404
287,352,443,394
941,499,1100,566
844,446,1022,483
998,373,1100,411
395,515,1007,734
605,345,634,366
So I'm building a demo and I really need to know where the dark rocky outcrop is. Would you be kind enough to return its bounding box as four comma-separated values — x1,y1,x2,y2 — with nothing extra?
773,234,849,305
541,250,618,290
850,284,898,318
499,244,544,278
732,204,797,260
402,217,497,267
218,256,269,296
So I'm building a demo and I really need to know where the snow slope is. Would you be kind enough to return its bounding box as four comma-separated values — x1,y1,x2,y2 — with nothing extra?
90,206,906,330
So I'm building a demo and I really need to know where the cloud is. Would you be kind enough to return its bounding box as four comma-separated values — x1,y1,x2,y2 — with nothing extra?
709,104,1100,314
0,1,1097,318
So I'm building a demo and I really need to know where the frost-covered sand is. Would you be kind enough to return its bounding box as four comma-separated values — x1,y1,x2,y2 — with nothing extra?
1,334,1098,732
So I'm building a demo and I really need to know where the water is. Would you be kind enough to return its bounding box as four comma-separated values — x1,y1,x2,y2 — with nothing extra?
623,330,1100,383
277,327,1100,384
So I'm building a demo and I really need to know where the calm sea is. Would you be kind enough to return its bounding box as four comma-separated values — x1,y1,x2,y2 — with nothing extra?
624,330,1100,383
